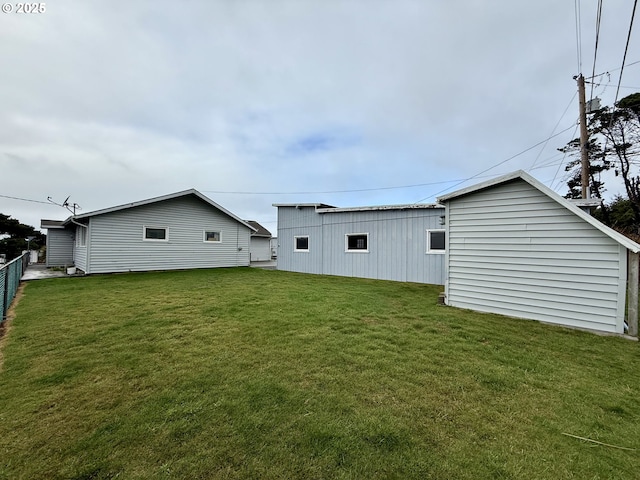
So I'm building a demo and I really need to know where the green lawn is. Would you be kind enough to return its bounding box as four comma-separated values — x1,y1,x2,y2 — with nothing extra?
0,267,639,479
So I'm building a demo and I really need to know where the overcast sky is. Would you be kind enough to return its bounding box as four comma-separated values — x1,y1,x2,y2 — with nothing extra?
1,0,638,233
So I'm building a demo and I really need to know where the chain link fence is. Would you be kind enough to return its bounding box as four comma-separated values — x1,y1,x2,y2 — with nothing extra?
1,253,29,321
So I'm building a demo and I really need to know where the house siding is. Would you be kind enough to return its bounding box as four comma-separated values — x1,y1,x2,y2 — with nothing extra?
277,207,324,274
445,179,626,333
46,229,74,267
250,237,271,261
73,224,89,272
84,196,251,274
277,206,445,284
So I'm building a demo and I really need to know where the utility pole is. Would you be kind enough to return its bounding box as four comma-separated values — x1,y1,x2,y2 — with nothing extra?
576,74,590,199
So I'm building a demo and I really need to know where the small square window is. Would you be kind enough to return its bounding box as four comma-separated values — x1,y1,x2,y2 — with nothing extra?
427,230,445,253
204,231,221,242
144,227,168,241
346,233,368,252
295,236,309,252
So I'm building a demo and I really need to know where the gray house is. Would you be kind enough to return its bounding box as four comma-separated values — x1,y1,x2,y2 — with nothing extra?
41,189,256,274
274,203,446,284
246,220,272,262
438,170,640,335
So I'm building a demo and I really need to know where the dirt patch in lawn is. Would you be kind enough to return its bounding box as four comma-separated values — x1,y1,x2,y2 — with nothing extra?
0,283,26,372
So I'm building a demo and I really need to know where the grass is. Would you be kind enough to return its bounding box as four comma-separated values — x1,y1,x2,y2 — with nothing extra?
0,267,639,479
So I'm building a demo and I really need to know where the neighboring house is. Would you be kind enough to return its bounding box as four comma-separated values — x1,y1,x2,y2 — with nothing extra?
246,220,272,262
273,202,446,284
437,170,640,335
41,189,256,274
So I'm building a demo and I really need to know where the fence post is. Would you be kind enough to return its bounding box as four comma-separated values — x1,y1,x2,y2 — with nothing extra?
628,251,639,337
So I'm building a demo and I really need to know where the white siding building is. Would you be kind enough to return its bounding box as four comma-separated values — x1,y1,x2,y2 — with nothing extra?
42,190,256,274
41,220,74,267
246,221,272,262
438,170,640,335
274,203,446,284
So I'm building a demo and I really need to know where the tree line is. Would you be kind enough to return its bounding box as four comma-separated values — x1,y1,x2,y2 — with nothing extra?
0,214,46,261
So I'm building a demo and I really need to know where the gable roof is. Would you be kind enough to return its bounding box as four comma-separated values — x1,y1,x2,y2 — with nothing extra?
437,170,640,254
246,220,271,237
54,189,256,232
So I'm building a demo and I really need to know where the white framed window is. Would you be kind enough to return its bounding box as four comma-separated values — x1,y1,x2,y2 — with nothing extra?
345,233,369,252
143,226,168,242
76,226,87,247
427,229,445,253
204,230,221,243
294,236,309,252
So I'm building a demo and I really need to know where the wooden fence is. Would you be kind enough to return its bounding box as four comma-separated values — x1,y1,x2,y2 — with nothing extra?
1,253,29,321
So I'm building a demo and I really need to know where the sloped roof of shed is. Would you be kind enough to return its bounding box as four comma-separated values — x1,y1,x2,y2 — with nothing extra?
54,189,256,232
246,220,271,237
40,219,66,229
437,170,640,254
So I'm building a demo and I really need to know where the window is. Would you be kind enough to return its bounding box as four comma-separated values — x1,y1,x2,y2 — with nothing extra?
294,236,309,252
144,226,168,241
427,229,445,253
204,231,221,242
76,226,87,247
346,233,368,252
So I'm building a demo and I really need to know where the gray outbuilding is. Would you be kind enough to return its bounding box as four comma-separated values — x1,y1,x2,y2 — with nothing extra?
41,189,256,274
246,220,273,262
438,170,640,335
274,203,446,284
41,219,74,267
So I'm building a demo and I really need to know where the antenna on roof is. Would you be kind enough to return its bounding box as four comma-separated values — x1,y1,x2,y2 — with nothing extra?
47,196,81,215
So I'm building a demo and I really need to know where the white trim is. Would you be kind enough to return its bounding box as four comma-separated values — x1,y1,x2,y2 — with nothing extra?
203,230,222,243
345,233,369,253
437,170,640,253
294,235,309,252
426,229,446,254
143,226,169,242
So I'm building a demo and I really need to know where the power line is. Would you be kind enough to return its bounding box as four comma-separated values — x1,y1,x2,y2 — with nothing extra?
552,124,579,191
529,92,577,170
0,194,54,205
588,59,640,79
575,0,583,73
413,125,576,204
589,0,604,101
613,0,638,106
201,179,469,196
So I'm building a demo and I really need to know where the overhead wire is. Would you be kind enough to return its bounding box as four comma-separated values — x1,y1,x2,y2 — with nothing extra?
575,0,583,73
0,194,55,205
529,92,577,170
589,0,604,102
613,0,638,106
412,125,576,204
588,59,640,79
